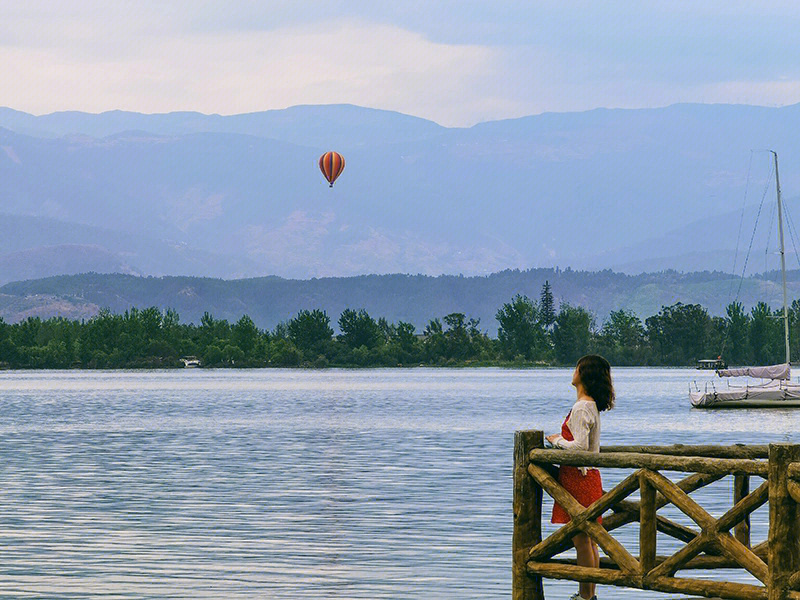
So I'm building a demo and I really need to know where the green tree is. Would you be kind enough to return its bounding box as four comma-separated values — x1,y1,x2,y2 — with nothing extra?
552,304,595,364
223,344,245,365
423,318,446,363
749,302,782,364
596,310,647,365
288,309,333,355
350,345,372,366
377,317,394,341
789,300,800,363
540,281,556,331
203,344,224,366
386,321,420,364
39,340,71,368
272,322,289,340
14,317,42,348
442,312,472,360
269,338,302,366
496,294,549,360
338,309,383,349
436,312,489,361
0,337,18,366
90,349,108,368
706,316,727,363
0,317,12,366
199,312,231,351
146,338,177,362
645,302,711,365
138,306,163,340
722,302,750,365
232,315,260,355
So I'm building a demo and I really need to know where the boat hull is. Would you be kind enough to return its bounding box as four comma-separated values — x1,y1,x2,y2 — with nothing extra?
692,397,800,408
691,383,800,408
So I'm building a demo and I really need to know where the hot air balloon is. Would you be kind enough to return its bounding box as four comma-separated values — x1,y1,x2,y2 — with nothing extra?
319,151,345,187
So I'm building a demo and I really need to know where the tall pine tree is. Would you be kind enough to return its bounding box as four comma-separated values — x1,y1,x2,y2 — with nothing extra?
540,280,556,330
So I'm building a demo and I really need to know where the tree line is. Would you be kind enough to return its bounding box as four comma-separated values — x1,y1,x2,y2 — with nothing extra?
0,281,797,369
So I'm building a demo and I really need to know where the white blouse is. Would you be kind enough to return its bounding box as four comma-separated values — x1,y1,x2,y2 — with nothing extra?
552,398,600,473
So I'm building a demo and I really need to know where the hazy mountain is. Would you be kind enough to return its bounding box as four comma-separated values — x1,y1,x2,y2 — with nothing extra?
0,244,139,284
0,213,263,284
0,289,99,323
2,269,796,333
0,104,445,149
2,102,800,279
579,202,800,275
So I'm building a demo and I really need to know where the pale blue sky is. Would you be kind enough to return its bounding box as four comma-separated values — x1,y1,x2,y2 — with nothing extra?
1,1,799,125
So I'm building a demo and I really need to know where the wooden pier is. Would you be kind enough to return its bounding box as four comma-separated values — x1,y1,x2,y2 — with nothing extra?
513,431,800,600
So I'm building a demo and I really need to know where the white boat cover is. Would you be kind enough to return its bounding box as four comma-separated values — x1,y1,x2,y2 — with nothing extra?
716,363,790,380
691,380,800,408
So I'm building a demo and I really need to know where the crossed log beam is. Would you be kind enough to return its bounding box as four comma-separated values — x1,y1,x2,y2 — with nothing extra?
784,463,800,593
512,434,800,600
536,471,726,557
524,457,781,600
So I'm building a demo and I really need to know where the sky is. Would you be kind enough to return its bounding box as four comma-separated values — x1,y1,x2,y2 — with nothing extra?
1,1,800,126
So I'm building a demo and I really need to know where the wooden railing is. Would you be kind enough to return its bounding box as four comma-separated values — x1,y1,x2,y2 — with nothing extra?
512,431,800,600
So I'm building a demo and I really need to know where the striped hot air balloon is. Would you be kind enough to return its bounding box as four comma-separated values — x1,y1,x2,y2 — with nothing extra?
319,151,345,187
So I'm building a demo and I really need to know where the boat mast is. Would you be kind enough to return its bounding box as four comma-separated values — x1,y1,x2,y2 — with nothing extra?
773,150,790,365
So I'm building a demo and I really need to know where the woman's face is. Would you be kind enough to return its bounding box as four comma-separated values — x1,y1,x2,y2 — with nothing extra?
571,365,580,388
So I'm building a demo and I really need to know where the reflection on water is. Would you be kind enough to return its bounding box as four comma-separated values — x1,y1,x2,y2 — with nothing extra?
0,368,795,599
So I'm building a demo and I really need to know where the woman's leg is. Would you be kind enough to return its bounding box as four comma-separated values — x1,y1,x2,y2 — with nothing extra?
572,532,596,599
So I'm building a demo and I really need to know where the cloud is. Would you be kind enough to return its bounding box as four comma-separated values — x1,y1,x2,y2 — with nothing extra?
3,2,800,125
693,80,800,107
0,11,506,126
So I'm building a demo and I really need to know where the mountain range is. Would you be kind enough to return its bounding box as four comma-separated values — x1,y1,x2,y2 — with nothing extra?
2,269,796,333
2,102,800,283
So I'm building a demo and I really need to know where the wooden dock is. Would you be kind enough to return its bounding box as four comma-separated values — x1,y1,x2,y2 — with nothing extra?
513,431,800,600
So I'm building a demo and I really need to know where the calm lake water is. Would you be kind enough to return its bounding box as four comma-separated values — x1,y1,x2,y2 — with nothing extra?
0,368,795,600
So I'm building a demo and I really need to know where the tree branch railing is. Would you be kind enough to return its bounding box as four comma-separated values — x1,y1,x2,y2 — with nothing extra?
512,431,800,600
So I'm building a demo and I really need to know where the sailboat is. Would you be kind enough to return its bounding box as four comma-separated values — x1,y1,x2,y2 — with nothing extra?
690,151,800,408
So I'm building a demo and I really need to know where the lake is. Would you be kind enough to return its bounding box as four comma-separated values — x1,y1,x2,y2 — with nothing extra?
0,368,796,599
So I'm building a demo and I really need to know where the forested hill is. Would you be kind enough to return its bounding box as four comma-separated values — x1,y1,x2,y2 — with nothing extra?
2,268,798,333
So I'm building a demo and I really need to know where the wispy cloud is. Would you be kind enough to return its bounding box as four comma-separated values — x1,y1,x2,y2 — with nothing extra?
0,8,507,126
2,2,800,125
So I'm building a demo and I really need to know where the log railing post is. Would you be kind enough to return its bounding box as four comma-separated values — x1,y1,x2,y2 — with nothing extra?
515,442,797,600
514,430,545,600
734,474,751,547
639,470,657,575
768,443,800,600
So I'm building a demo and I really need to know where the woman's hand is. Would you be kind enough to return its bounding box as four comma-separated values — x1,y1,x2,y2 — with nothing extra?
546,433,560,444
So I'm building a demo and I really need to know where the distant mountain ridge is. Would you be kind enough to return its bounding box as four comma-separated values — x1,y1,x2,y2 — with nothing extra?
2,269,796,333
0,104,445,149
2,102,800,280
0,213,262,284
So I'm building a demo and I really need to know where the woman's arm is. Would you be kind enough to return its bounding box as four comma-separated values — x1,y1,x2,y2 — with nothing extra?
554,406,593,451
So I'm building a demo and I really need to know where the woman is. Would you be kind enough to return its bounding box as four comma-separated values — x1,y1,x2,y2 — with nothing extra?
546,354,615,600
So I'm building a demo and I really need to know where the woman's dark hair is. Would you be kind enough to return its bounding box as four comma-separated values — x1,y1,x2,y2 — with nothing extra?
576,354,615,412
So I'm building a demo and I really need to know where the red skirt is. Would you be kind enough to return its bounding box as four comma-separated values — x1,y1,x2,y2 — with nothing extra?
551,465,603,524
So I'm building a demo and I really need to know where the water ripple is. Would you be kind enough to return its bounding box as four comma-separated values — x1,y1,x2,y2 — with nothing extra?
0,368,794,599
